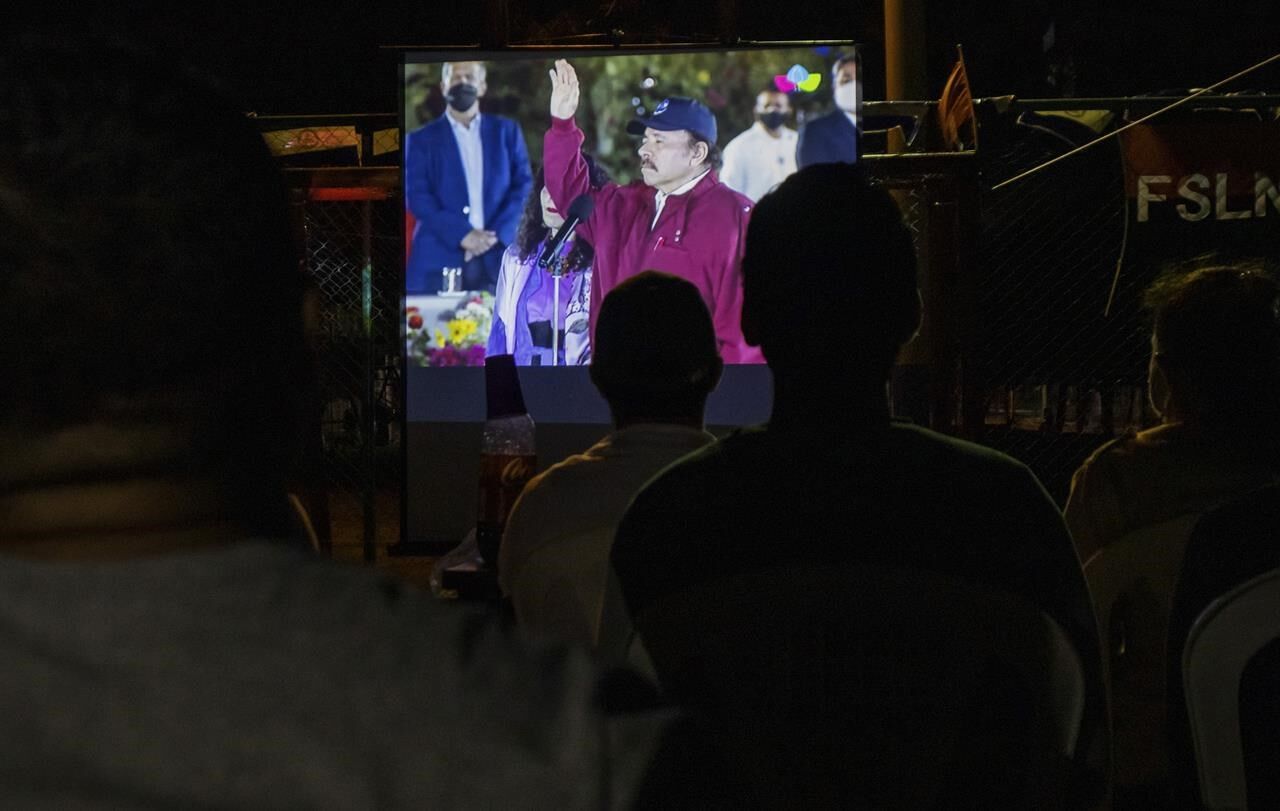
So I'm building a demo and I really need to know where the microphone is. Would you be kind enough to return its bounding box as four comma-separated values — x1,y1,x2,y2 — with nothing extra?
537,194,593,271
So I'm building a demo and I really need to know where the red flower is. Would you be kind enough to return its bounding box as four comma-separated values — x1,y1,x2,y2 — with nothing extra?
408,314,424,329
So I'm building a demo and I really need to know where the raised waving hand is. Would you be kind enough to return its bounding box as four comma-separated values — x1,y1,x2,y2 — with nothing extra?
548,59,580,120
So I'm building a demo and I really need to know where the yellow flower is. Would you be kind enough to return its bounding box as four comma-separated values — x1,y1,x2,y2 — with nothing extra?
447,319,472,345
434,329,447,347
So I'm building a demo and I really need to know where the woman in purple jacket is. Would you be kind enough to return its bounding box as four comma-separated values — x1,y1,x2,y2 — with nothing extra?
487,154,610,366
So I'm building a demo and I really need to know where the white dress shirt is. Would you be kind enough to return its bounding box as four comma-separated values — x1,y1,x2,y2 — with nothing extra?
448,111,485,231
651,169,710,230
720,122,799,202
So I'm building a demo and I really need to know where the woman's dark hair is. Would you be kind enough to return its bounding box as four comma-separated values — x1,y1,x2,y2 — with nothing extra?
514,153,610,272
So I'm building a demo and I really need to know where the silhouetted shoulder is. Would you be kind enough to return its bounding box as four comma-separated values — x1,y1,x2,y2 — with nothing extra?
641,422,1041,481
613,419,1086,644
1064,431,1135,505
631,425,766,484
887,422,1040,474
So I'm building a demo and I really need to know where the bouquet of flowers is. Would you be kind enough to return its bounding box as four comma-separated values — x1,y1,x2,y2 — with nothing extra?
407,292,494,367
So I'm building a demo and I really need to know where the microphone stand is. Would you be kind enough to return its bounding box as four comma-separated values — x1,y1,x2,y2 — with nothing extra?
551,239,566,367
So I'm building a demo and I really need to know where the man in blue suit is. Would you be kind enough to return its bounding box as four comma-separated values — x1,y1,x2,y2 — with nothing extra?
406,61,533,293
796,55,860,169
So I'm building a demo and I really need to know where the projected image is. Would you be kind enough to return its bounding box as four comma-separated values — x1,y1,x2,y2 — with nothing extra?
403,46,860,367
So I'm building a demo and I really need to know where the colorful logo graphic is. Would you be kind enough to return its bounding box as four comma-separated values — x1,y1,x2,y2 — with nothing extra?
774,65,822,94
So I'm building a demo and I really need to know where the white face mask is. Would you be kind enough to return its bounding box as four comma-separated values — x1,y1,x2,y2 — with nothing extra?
835,82,859,114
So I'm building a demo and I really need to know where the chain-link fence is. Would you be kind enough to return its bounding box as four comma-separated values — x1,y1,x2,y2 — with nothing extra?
297,185,402,560
961,97,1280,503
263,115,402,560
864,147,978,435
968,103,1137,503
868,96,1280,504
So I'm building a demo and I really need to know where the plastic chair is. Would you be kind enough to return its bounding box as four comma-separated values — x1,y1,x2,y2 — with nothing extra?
1183,567,1280,810
631,564,1088,809
1081,513,1199,787
1166,484,1280,805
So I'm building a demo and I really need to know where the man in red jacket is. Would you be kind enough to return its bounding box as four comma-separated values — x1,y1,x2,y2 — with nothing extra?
545,59,763,363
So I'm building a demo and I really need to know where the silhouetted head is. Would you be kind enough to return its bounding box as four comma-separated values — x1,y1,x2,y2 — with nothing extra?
741,163,919,387
1143,260,1280,434
0,34,311,537
590,272,723,428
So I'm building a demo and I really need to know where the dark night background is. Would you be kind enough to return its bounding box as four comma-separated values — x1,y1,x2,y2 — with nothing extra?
7,3,1275,505
9,2,1278,114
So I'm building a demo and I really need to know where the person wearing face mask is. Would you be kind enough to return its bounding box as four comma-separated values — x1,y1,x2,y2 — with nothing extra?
405,61,533,294
720,88,798,203
1065,262,1280,563
796,54,861,169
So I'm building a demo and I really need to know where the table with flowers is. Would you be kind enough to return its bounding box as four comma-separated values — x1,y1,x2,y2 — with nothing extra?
405,291,494,367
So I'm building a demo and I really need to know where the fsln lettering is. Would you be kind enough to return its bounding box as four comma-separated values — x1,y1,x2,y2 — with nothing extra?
1176,174,1210,221
1136,173,1280,222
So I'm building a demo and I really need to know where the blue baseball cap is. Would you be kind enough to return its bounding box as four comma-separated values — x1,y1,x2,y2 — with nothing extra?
627,97,718,144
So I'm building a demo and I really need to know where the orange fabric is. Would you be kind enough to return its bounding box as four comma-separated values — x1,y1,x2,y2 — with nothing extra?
938,50,977,151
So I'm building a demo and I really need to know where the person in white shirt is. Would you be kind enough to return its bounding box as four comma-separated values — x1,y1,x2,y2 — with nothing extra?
498,272,723,653
720,89,799,202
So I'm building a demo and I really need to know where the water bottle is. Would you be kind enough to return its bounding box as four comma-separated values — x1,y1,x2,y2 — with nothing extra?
475,355,536,570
